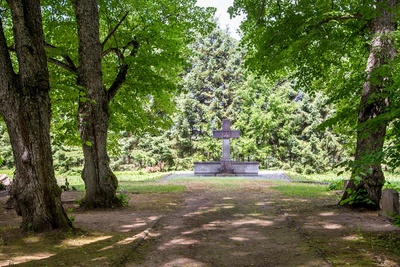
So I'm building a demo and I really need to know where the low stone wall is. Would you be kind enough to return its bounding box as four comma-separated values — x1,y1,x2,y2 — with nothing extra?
194,161,259,176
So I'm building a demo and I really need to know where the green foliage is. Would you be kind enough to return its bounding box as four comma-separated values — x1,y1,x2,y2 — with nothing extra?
339,188,375,206
115,193,130,207
327,180,344,191
110,26,348,173
393,214,400,227
231,0,400,208
44,0,216,148
0,121,13,168
53,145,83,175
0,1,356,176
69,215,76,224
384,180,400,191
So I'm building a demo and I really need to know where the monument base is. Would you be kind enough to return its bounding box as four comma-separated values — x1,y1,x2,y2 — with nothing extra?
194,161,259,176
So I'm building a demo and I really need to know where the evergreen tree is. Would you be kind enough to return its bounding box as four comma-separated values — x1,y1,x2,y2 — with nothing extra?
176,27,245,162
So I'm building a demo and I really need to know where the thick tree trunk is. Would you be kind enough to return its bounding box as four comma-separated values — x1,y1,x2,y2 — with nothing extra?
0,0,72,231
73,0,118,208
341,0,397,209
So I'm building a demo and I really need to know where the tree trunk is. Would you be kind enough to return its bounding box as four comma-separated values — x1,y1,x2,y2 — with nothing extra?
73,0,118,208
0,0,72,231
341,0,397,209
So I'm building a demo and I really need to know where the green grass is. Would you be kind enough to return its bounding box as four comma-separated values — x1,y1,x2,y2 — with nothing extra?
56,171,171,191
272,183,332,198
286,171,400,192
384,173,400,190
114,171,169,182
286,171,345,183
121,183,186,194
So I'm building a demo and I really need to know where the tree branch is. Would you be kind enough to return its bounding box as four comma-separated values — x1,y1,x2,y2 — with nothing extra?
107,38,140,101
45,42,78,73
48,57,78,73
102,47,124,61
101,12,129,49
319,14,363,25
257,0,267,25
0,20,17,109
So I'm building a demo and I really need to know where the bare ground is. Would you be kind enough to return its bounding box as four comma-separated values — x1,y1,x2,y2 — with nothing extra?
1,179,400,267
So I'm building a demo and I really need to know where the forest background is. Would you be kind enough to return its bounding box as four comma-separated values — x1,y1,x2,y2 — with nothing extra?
1,0,400,234
0,25,356,176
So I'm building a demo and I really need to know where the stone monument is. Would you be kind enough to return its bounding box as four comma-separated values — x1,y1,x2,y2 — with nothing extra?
194,119,259,176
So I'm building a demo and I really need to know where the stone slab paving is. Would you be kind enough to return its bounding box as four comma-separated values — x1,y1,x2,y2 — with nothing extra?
161,170,291,181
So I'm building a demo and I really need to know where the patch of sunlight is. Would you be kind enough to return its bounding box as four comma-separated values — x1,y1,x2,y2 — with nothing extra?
101,236,140,250
148,232,161,238
378,258,398,266
147,216,160,220
120,223,147,232
23,236,41,243
319,212,336,216
281,198,309,202
202,220,224,229
232,218,273,227
230,236,249,242
255,201,268,206
249,213,263,217
115,235,140,246
101,228,153,251
91,256,108,263
8,253,55,265
184,206,220,217
164,225,180,230
322,223,342,229
215,204,235,209
343,235,364,241
231,251,251,256
62,235,112,247
223,197,235,200
182,229,196,235
183,211,201,217
163,257,207,266
159,238,198,250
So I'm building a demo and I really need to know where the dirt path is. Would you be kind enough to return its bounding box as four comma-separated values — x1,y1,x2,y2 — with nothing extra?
1,178,399,266
124,183,330,267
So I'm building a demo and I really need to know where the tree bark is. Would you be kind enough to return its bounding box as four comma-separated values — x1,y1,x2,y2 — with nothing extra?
341,0,397,209
72,0,118,208
0,0,72,231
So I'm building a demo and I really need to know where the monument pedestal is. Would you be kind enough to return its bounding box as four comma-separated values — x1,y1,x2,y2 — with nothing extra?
194,161,259,176
194,119,259,176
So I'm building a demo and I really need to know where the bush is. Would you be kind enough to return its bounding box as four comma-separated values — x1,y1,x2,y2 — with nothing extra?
327,180,343,191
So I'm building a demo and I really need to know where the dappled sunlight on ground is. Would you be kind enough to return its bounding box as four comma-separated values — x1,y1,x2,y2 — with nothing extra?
229,236,249,242
158,237,199,251
2,180,400,266
1,253,55,266
319,211,336,216
343,234,363,241
62,235,112,247
159,257,207,267
126,186,331,267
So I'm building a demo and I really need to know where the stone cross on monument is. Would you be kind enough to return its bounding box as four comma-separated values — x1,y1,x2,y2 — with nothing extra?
212,119,240,173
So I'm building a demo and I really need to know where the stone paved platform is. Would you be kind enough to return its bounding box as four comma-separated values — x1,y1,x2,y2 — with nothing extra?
161,170,291,181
